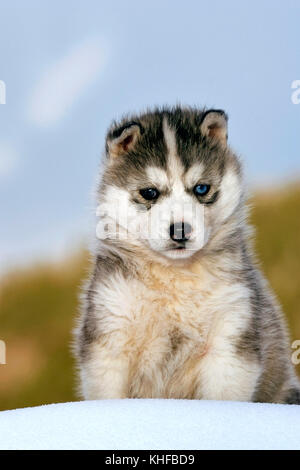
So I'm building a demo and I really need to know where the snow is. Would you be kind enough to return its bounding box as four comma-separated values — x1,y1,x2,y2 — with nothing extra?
0,399,299,450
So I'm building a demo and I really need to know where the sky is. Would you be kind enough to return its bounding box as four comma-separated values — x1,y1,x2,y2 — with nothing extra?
0,0,299,272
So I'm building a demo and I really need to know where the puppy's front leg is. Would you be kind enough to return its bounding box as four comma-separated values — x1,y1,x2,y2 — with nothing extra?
80,342,129,400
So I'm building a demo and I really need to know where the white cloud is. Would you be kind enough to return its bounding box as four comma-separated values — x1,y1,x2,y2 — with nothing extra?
27,36,108,127
0,142,17,178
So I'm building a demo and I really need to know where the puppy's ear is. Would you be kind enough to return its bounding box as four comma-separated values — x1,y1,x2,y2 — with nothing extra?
106,121,142,158
200,110,228,146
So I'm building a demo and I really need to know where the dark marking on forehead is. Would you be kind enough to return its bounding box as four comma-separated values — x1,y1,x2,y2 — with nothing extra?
163,108,229,180
102,106,237,193
103,111,169,190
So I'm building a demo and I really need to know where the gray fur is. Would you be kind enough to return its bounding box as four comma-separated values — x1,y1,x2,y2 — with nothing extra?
74,106,300,404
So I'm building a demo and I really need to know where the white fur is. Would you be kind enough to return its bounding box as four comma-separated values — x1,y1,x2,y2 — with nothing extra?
146,166,169,188
184,162,205,188
217,168,242,222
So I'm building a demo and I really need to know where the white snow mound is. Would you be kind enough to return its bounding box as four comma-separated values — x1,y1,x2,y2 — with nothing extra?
0,399,299,450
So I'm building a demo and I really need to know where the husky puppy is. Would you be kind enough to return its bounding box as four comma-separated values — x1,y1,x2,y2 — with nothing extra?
74,106,300,404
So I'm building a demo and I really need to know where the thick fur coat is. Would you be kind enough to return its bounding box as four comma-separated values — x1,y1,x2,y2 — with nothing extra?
74,106,300,404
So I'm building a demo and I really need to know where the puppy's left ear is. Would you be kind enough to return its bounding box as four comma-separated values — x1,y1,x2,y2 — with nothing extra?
106,121,142,158
200,110,228,146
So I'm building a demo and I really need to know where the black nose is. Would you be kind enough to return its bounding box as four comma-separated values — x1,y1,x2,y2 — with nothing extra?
170,222,192,242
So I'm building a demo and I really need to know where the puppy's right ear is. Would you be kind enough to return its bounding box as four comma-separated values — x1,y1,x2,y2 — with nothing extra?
106,121,142,158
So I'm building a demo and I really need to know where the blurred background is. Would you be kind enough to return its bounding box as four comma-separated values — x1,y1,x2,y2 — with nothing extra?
0,0,299,411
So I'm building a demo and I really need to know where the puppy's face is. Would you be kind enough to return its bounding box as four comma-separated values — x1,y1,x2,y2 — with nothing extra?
97,107,243,261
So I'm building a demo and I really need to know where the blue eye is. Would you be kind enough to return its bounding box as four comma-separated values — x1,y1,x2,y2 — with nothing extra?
193,184,210,196
140,188,160,201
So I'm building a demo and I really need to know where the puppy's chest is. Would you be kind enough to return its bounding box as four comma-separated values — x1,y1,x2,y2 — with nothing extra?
123,278,211,398
128,270,214,343
131,282,211,355
101,266,251,398
114,267,234,383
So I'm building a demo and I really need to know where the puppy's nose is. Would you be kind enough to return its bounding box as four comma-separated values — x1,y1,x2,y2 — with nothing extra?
170,222,192,242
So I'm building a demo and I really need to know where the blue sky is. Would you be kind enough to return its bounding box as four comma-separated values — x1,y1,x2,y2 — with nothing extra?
0,0,299,271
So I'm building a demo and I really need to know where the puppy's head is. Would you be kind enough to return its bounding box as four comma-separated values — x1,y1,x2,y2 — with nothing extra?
97,107,243,262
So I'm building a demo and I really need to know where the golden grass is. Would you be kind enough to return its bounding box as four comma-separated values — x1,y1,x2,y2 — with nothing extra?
250,184,300,343
0,185,299,410
0,253,89,410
